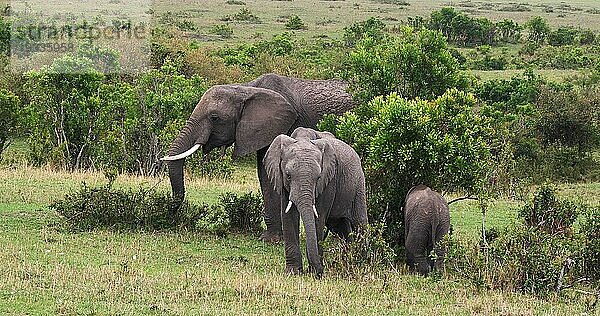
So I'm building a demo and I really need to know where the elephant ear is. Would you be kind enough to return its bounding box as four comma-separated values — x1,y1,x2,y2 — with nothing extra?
312,139,337,197
233,87,297,158
263,134,296,195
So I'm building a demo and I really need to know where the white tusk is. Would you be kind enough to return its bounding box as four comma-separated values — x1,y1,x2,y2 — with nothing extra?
160,144,201,161
313,205,318,218
285,201,293,213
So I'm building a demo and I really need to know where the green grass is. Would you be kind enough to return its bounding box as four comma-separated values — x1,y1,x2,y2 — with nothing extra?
1,163,598,314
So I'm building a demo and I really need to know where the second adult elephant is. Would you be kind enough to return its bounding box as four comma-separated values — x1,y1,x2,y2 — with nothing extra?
264,128,368,277
161,73,355,242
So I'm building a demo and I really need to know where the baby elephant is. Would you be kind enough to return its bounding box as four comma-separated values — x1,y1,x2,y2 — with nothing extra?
264,127,367,278
404,185,450,276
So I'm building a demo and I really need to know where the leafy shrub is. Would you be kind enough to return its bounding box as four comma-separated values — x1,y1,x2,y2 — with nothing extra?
321,89,495,249
210,24,234,39
76,41,120,73
196,204,230,236
94,62,209,176
25,55,105,169
221,8,261,23
470,47,508,70
445,186,588,295
526,16,550,44
519,185,579,234
52,183,263,236
530,45,596,69
476,72,600,184
426,8,521,46
285,15,307,30
23,43,209,174
0,89,21,160
219,191,263,234
0,16,9,55
186,149,235,179
527,85,600,181
580,207,600,282
548,27,578,46
578,29,596,45
323,223,396,278
343,17,386,47
52,184,207,231
343,26,468,103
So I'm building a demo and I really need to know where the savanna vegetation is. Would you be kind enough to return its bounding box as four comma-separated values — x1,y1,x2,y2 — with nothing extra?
1,0,600,314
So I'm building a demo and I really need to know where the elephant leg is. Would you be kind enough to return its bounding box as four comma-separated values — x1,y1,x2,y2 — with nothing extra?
282,203,302,274
326,218,353,242
257,148,283,243
405,232,432,276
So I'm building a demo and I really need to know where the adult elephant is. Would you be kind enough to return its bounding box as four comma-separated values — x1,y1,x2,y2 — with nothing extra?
263,128,367,277
161,73,355,242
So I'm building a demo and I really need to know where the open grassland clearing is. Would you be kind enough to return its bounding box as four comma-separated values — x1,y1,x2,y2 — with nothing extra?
148,0,600,43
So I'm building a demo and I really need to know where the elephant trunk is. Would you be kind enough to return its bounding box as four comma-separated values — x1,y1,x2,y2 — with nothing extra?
165,119,209,201
297,202,323,278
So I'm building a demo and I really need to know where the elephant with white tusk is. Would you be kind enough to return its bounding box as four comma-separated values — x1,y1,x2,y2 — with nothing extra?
263,127,367,277
161,73,355,243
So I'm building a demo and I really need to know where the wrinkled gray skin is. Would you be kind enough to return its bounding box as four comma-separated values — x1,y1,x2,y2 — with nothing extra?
165,74,354,242
263,127,367,277
404,185,450,276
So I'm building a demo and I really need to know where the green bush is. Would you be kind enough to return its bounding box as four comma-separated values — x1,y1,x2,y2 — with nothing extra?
323,223,396,278
285,15,307,30
445,186,588,295
52,184,207,231
210,24,234,39
219,191,263,234
476,72,600,184
426,8,521,47
95,62,208,176
548,27,578,46
343,17,386,47
580,207,600,282
24,50,208,174
519,185,579,234
52,183,263,236
321,89,495,249
530,45,596,69
526,16,550,44
196,204,230,236
24,55,105,169
186,149,235,179
0,89,21,160
221,8,261,23
343,26,468,104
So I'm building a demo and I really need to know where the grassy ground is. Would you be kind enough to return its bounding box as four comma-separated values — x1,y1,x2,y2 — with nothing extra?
1,162,598,314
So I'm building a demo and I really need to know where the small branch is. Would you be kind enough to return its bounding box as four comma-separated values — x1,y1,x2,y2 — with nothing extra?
448,196,478,205
556,258,574,292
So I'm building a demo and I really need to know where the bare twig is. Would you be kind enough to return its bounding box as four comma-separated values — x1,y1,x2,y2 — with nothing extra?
448,196,479,205
556,258,574,291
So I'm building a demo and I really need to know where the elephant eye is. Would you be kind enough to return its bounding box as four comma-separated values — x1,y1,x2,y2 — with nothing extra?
286,174,291,181
210,113,220,122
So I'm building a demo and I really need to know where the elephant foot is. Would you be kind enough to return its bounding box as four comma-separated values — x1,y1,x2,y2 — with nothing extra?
307,265,324,279
259,230,283,243
285,265,303,275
